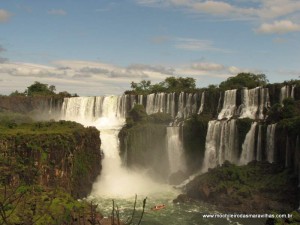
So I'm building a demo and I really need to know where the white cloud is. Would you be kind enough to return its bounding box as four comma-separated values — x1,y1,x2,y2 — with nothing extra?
0,60,173,95
192,1,235,15
0,9,12,22
136,0,300,19
191,62,225,71
136,0,300,34
47,9,67,16
0,59,268,95
258,0,300,19
256,20,300,34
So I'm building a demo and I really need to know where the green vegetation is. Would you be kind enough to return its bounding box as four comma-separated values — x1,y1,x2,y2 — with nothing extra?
0,110,33,128
128,76,196,94
125,104,172,127
267,98,300,123
0,185,90,225
219,73,268,90
184,161,298,213
0,119,83,135
9,81,78,97
127,73,271,95
0,115,102,224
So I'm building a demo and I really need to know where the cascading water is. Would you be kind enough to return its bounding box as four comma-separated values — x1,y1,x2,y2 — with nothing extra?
166,126,186,174
166,93,176,118
138,95,143,105
280,85,295,105
176,92,185,119
145,93,167,115
291,85,296,99
239,122,257,165
239,88,260,119
62,96,96,123
146,93,156,114
266,124,277,163
258,87,270,120
62,96,164,198
59,90,277,224
239,87,270,120
202,119,238,172
218,89,237,120
62,95,234,225
197,91,205,115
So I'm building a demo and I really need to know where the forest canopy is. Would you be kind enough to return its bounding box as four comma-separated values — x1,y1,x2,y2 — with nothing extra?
9,81,78,97
128,73,269,94
219,73,269,90
128,76,196,94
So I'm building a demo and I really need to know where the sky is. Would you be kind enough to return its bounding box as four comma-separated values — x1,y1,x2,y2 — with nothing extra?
0,0,300,96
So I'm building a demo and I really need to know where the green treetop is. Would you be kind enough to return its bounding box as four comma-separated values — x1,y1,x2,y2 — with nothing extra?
219,73,269,90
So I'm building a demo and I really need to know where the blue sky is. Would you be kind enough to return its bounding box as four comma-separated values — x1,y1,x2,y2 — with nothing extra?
0,0,300,95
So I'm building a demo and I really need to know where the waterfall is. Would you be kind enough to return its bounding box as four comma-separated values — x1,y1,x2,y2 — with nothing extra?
154,93,166,113
61,97,96,122
239,122,257,165
239,88,259,119
256,124,262,161
280,85,289,104
266,124,277,163
62,96,162,198
166,126,186,174
176,92,185,119
166,93,176,118
218,89,237,120
197,91,205,114
216,92,222,115
138,95,143,105
145,93,168,115
280,85,294,105
146,93,155,114
291,85,296,99
184,93,193,119
48,97,53,115
202,119,238,172
258,87,270,120
239,87,270,120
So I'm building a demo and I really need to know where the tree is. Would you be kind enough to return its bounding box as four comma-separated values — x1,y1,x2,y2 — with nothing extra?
219,73,268,90
129,76,196,94
130,80,152,94
9,91,26,97
25,82,56,96
161,76,196,92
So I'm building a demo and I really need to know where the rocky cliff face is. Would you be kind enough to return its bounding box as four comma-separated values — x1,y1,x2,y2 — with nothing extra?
119,123,169,180
0,121,102,198
174,161,298,214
